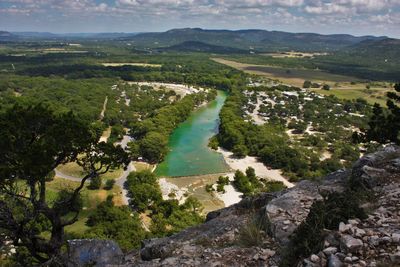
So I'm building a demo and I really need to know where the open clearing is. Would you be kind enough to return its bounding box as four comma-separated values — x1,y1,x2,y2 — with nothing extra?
212,58,358,87
46,177,124,235
102,62,162,67
312,87,389,106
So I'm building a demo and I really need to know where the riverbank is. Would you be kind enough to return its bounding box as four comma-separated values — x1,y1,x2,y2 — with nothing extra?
217,147,295,188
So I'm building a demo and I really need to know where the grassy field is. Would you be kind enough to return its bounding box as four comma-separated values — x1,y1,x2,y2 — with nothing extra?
312,88,389,106
212,58,358,87
46,177,125,235
133,162,155,172
57,162,123,180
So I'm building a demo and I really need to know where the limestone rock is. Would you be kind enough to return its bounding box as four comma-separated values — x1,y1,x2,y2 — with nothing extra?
66,239,123,267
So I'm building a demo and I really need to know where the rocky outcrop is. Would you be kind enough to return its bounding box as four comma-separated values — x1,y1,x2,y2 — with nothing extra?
66,239,123,267
66,145,400,267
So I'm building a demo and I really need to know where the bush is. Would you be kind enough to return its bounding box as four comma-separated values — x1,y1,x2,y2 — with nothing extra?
45,170,55,181
237,219,264,247
104,179,115,190
88,175,102,190
205,184,214,193
303,80,312,88
322,84,330,90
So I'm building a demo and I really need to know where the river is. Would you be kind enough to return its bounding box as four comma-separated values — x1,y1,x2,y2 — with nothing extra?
155,90,229,177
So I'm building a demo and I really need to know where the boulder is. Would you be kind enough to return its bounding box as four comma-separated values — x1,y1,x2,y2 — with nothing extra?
328,254,343,267
66,239,123,267
340,235,363,253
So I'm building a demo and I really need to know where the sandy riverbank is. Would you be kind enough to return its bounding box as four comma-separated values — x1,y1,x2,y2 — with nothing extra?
217,147,294,188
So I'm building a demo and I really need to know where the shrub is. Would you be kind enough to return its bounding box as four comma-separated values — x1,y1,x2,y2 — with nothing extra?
303,80,312,88
104,179,115,190
322,84,330,90
88,175,102,190
237,219,264,247
205,184,214,193
45,170,55,181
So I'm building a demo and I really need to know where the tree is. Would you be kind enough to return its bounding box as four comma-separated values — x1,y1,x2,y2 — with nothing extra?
303,80,312,88
85,197,146,251
322,84,330,91
104,179,116,190
362,83,400,144
0,104,129,264
139,132,168,163
88,175,102,190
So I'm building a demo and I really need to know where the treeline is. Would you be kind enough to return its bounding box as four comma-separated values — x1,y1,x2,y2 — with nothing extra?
129,90,217,163
15,54,246,91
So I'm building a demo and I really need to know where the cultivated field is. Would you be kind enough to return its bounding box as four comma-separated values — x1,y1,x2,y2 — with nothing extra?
212,58,357,87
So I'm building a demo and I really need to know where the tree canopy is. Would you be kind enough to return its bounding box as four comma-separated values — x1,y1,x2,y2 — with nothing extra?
0,104,129,264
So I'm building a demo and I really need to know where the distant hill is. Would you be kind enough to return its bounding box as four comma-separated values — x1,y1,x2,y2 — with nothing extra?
9,32,138,40
347,38,400,56
159,41,248,54
0,31,17,41
125,28,388,52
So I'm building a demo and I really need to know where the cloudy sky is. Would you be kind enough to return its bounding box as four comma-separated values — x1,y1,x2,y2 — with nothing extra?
1,0,400,37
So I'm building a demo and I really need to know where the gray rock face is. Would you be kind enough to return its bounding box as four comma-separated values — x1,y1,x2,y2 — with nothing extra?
66,239,123,267
351,145,400,188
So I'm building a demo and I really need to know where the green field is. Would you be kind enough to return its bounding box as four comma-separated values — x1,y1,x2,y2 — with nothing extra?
314,88,388,106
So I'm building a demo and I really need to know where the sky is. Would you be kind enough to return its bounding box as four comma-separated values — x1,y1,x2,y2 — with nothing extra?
1,0,400,37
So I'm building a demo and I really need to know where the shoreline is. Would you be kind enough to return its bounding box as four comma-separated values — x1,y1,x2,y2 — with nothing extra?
217,147,295,188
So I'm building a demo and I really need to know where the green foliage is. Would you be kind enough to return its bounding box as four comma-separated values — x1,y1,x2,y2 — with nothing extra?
216,176,230,193
126,170,162,212
88,175,102,190
205,184,215,192
208,135,219,150
233,170,253,196
362,83,400,144
149,197,204,237
322,84,330,90
45,170,56,181
0,104,129,263
303,80,312,88
108,124,125,144
85,197,146,251
53,190,83,216
280,191,367,267
104,179,116,190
